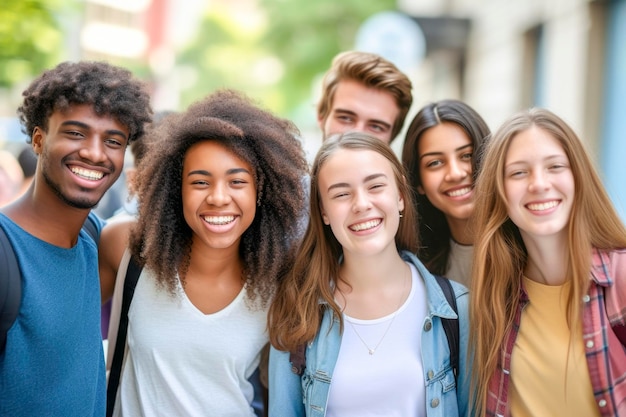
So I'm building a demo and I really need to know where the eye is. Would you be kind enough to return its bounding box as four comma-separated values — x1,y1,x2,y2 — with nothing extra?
425,159,443,169
331,191,350,199
549,163,567,171
230,179,249,187
508,170,527,178
65,130,84,139
105,138,124,148
460,152,473,161
191,179,209,186
369,183,386,191
369,124,386,133
336,115,353,123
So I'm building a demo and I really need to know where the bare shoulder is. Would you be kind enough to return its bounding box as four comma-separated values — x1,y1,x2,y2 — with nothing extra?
99,217,136,302
102,216,134,244
100,218,135,266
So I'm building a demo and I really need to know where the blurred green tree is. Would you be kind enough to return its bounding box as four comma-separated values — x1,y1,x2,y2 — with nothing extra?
177,0,396,124
0,0,65,87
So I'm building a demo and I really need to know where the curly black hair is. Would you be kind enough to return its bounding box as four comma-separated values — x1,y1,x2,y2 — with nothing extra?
17,61,152,144
129,89,308,306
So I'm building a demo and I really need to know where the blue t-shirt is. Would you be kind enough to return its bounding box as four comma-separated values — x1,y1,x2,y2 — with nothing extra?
0,213,105,417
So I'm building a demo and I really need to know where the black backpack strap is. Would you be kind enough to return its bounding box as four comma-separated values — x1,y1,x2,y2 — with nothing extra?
433,274,459,379
289,343,307,376
0,226,21,353
82,213,100,243
106,254,142,417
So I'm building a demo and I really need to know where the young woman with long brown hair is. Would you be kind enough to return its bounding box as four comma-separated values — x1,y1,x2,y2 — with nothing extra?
268,132,470,417
470,108,626,416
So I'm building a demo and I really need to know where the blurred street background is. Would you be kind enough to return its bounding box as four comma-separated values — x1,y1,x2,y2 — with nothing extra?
0,0,624,221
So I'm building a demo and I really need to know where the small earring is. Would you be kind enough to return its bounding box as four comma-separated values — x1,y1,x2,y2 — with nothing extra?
399,211,403,218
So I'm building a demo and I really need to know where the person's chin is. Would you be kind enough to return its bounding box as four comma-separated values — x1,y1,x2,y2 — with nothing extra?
61,191,103,210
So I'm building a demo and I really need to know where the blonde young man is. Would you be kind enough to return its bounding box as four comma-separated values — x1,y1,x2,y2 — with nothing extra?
317,51,413,144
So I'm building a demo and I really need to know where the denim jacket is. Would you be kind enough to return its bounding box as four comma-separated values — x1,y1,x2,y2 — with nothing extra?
269,250,470,417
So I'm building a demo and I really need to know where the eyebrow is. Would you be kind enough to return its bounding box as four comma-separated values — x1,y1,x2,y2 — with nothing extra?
326,173,387,192
419,143,473,161
333,108,392,130
61,120,128,140
505,154,567,167
187,167,251,177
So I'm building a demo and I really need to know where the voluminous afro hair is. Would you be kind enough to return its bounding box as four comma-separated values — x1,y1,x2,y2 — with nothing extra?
129,110,177,165
17,61,152,143
129,89,308,306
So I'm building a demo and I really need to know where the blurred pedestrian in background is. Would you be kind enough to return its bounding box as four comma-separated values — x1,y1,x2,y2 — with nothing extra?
0,150,24,206
16,145,37,196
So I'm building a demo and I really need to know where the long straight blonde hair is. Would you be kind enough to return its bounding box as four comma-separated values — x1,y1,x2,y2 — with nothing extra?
469,108,626,415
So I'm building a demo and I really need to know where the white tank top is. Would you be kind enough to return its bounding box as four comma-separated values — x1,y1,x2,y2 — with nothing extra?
113,269,267,417
326,262,428,417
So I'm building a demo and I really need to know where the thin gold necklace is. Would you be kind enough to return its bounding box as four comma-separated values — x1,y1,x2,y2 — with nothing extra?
345,265,409,355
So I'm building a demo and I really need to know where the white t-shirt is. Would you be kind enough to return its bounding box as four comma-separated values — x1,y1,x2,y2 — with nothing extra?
326,262,428,417
114,269,267,417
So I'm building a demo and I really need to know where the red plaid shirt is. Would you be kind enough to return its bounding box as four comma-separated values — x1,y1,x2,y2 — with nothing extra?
485,249,626,417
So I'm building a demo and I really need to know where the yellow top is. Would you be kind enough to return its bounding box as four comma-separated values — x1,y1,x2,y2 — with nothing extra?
509,277,600,417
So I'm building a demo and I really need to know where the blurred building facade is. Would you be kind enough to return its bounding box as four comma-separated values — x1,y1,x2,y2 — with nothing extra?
2,0,623,220
397,0,626,221
80,0,209,112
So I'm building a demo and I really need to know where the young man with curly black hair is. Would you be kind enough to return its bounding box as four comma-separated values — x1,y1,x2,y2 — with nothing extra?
0,61,152,416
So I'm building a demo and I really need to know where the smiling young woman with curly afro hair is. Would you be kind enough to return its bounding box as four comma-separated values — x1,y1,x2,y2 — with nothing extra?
130,90,307,304
106,89,308,416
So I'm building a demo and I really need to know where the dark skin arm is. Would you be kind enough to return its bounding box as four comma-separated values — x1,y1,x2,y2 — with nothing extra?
98,218,134,303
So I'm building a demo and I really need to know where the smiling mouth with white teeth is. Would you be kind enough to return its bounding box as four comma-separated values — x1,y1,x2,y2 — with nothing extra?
526,201,559,211
202,215,236,225
446,186,472,197
349,219,381,232
71,167,104,181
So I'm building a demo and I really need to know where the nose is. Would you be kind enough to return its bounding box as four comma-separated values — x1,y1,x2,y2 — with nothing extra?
206,182,231,206
353,121,368,133
78,136,107,164
444,159,469,182
352,189,372,213
528,170,550,192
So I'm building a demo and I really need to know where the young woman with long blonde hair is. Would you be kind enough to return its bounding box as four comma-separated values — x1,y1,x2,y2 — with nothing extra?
470,108,626,417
